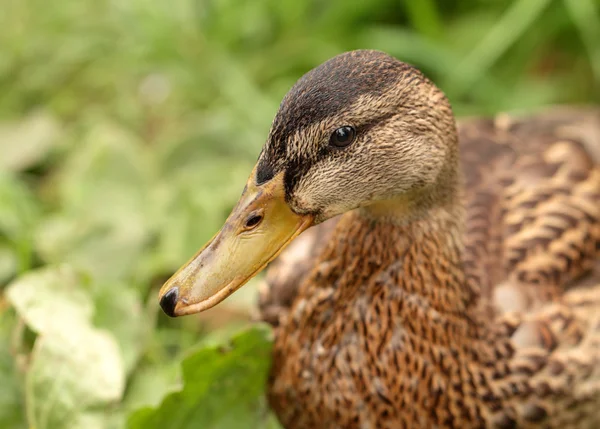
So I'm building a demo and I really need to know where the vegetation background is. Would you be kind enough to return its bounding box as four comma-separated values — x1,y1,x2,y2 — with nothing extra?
1,0,599,428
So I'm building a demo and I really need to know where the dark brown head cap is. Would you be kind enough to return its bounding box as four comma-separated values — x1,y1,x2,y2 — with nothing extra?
257,50,418,185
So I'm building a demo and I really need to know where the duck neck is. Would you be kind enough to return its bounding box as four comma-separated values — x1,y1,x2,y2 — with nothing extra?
365,197,474,304
323,200,485,349
322,186,481,324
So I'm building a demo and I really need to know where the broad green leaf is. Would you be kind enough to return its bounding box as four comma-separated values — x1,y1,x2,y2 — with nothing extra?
0,172,39,238
0,173,39,277
35,215,147,282
0,243,17,287
5,265,93,335
127,325,276,429
71,412,113,429
0,313,26,429
55,120,150,219
6,266,127,429
35,121,151,281
93,284,148,374
25,327,125,429
0,111,61,172
123,362,181,412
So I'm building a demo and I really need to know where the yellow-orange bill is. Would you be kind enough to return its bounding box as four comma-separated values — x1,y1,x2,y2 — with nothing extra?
158,171,313,317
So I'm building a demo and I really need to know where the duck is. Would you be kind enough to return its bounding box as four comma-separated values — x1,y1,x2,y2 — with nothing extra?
158,50,600,428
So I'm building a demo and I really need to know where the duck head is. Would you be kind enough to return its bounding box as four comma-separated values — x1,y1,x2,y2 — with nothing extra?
159,50,458,316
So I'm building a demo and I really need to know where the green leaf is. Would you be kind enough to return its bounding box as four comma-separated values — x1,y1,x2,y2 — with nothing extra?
401,0,443,40
0,242,18,287
5,265,93,335
25,327,125,429
123,362,180,413
0,111,61,172
0,313,26,429
0,173,39,239
564,0,600,81
0,172,40,275
127,325,276,429
35,215,147,283
6,266,127,429
93,284,148,374
36,120,151,282
55,120,150,219
70,412,113,429
450,0,553,96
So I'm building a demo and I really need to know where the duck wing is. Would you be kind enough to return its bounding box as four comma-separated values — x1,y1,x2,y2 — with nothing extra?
459,107,600,312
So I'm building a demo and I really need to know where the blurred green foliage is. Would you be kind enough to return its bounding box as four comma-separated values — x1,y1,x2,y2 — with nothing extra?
0,0,598,428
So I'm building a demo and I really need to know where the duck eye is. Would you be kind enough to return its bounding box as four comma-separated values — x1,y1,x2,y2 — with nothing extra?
243,213,263,230
329,126,356,148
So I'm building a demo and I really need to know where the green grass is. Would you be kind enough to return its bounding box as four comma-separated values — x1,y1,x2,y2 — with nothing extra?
0,0,599,428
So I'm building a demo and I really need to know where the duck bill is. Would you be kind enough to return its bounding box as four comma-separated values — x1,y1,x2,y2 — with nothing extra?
158,171,313,317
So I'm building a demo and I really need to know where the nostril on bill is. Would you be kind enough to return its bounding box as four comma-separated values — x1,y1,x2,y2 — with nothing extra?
160,287,179,317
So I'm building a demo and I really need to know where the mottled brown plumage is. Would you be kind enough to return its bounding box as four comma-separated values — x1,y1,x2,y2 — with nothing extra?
257,51,600,428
